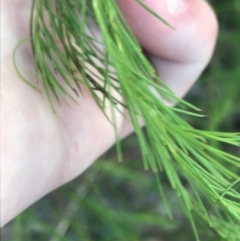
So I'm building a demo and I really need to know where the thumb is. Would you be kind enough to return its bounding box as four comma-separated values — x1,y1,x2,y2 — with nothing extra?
117,0,218,97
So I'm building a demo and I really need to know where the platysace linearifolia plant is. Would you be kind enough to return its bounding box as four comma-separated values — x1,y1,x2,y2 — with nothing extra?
13,0,240,240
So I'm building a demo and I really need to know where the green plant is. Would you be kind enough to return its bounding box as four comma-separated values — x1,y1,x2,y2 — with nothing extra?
12,0,240,240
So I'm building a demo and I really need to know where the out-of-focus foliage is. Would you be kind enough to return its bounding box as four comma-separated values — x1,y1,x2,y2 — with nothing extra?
1,0,239,240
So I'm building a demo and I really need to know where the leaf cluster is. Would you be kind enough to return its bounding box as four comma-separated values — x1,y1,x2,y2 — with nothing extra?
13,0,240,240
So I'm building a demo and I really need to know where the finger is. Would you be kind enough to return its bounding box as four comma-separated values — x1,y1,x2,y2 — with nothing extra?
117,0,218,97
118,0,218,137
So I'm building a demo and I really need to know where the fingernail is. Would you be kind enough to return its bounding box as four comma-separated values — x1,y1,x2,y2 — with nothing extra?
166,0,181,14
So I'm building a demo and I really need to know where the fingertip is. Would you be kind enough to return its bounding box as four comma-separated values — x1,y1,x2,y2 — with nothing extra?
117,0,218,63
117,0,218,100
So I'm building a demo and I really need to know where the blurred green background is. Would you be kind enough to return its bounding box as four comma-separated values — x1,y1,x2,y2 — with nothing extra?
1,0,240,240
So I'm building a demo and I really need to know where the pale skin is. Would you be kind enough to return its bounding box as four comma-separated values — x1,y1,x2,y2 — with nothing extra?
1,0,218,227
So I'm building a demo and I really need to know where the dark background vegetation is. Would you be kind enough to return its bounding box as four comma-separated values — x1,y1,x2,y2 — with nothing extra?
1,0,240,240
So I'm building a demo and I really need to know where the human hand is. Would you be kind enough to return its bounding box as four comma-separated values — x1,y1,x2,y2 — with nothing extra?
1,0,218,226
